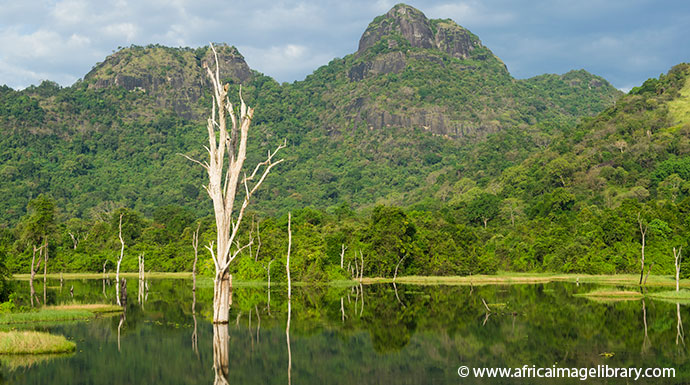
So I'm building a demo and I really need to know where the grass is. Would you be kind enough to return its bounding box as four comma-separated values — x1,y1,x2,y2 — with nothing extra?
1,303,122,324
362,273,690,288
668,77,690,126
647,289,690,303
45,303,122,314
575,289,644,302
361,272,565,286
12,272,191,280
10,271,690,289
0,331,76,354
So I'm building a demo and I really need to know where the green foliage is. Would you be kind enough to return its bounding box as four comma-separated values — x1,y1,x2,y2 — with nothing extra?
0,37,687,278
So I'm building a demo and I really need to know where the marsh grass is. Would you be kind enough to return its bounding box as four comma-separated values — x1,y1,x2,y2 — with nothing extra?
45,303,122,314
13,272,192,280
0,331,75,354
575,289,643,302
647,289,690,304
0,303,122,324
362,273,690,288
0,309,95,324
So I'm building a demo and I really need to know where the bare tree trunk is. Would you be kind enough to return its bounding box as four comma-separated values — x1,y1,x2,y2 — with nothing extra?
252,218,262,262
393,282,405,307
138,253,145,306
102,260,108,299
30,245,38,307
182,44,285,324
68,232,79,250
638,213,647,285
192,223,200,293
675,247,683,292
116,213,125,306
340,244,346,269
213,271,232,323
285,211,293,384
286,213,292,300
43,237,48,305
643,262,654,286
359,250,364,282
393,255,405,282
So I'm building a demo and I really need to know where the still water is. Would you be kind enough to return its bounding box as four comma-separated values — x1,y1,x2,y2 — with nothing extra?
2,278,689,384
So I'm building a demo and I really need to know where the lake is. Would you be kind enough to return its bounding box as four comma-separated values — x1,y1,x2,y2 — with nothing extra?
2,278,689,384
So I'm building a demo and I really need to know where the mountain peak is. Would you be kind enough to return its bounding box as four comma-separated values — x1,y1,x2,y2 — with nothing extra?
357,4,486,60
358,4,434,53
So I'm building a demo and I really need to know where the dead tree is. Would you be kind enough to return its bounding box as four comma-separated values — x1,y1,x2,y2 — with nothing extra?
643,262,654,286
250,217,262,262
638,213,648,285
340,244,346,269
286,213,292,300
359,250,364,282
286,214,293,385
42,237,48,305
182,43,285,323
116,213,125,306
29,243,45,307
138,253,145,305
393,255,405,282
675,247,683,292
192,223,200,293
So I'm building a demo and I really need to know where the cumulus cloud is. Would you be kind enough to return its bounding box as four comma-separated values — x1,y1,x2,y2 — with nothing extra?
0,0,688,89
427,2,515,28
238,43,335,82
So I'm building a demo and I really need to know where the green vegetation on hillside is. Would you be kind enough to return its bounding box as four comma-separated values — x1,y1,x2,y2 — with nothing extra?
2,5,689,281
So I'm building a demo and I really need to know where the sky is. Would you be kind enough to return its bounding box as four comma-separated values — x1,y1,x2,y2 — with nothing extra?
0,0,688,92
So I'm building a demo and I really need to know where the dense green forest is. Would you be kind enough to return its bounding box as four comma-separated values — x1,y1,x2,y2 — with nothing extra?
1,4,689,283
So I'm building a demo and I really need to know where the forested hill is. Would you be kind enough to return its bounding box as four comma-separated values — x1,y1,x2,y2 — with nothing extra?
0,4,620,226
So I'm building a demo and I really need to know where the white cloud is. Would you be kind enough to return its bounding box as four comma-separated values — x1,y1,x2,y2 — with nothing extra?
0,0,687,89
427,1,516,28
238,43,334,82
52,0,90,25
103,23,138,42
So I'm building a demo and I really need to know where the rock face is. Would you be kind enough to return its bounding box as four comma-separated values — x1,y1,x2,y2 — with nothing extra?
84,44,252,118
357,4,485,60
358,5,435,52
318,4,619,140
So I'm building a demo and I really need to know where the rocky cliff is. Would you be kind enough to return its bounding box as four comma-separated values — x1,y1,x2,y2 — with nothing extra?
84,44,252,118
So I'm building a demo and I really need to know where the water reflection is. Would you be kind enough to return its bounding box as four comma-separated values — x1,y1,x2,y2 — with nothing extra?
5,279,690,385
677,303,685,347
213,324,230,385
286,297,292,385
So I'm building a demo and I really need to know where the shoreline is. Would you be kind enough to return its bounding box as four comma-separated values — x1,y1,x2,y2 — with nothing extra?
10,272,690,287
